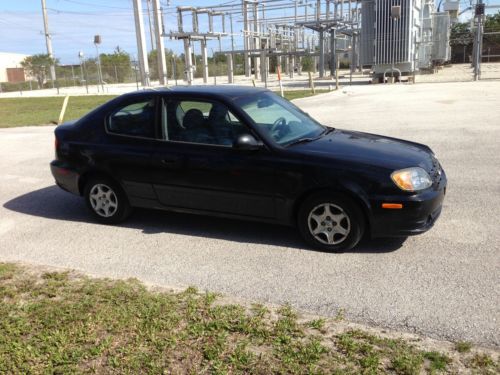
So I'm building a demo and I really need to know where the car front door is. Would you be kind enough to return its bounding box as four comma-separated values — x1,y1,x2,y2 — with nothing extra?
150,96,277,220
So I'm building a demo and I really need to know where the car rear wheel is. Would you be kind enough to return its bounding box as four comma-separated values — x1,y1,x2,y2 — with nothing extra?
84,177,132,224
298,193,365,252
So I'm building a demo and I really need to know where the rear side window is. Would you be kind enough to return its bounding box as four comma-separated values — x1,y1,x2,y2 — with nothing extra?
175,101,213,126
163,99,246,146
107,99,156,138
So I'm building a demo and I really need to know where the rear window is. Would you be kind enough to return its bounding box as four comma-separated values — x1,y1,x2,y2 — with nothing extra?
107,99,156,138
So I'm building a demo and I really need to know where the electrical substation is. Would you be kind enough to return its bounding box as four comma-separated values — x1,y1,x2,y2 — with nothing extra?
147,0,472,86
3,0,497,94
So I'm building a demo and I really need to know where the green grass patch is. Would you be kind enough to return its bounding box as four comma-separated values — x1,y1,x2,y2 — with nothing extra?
454,340,472,353
0,262,496,374
279,89,329,101
423,351,451,373
0,95,116,127
0,263,17,280
391,350,424,375
467,353,497,371
308,318,326,331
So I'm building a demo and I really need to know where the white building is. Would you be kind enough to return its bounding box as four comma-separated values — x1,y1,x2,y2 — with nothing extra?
0,52,28,83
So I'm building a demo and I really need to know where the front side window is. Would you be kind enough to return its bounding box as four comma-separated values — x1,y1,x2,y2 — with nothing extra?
107,98,156,138
235,92,325,146
163,99,247,146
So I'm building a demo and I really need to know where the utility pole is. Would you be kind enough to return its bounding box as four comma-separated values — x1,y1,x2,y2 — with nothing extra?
172,54,178,85
227,53,234,83
201,37,209,83
253,1,260,80
78,51,89,94
319,30,324,78
243,0,250,77
41,0,56,87
133,0,151,86
94,35,104,92
152,0,167,85
474,0,484,81
146,0,156,51
260,4,267,83
230,13,235,52
184,40,193,85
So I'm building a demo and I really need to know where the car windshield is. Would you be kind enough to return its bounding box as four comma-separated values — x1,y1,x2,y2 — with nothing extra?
234,92,326,146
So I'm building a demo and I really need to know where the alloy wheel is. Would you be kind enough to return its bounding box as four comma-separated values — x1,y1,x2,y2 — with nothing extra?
89,183,118,218
307,203,351,245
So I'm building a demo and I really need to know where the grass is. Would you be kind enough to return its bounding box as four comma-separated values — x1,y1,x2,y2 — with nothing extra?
0,90,330,128
1,263,498,374
0,95,116,128
455,340,473,353
423,351,452,373
279,89,329,101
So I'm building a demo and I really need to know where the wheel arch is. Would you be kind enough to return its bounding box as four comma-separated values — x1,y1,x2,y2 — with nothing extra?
292,186,372,233
78,169,124,196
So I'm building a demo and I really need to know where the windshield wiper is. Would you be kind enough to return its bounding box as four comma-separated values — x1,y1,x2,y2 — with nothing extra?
286,127,334,147
286,137,317,147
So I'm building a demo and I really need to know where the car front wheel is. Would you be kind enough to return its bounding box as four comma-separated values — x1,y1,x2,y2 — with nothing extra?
84,177,132,224
298,193,365,252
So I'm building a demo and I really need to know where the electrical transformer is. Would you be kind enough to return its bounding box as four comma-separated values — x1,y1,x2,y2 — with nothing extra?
360,0,451,78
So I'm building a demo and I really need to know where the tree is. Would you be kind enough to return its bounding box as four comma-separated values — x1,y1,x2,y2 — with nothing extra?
485,11,500,32
148,49,161,80
99,46,132,83
20,54,57,88
484,11,500,61
449,11,500,63
449,22,473,63
450,22,473,46
301,56,315,72
148,48,181,81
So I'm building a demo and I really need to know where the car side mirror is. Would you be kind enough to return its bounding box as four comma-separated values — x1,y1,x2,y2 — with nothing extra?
233,134,263,151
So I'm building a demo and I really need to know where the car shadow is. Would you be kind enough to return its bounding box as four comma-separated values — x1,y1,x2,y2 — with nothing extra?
3,186,406,253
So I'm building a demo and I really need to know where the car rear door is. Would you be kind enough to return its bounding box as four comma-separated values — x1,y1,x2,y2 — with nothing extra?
96,94,160,206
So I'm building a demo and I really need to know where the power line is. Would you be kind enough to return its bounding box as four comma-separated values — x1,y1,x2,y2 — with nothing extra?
56,0,135,10
46,8,133,17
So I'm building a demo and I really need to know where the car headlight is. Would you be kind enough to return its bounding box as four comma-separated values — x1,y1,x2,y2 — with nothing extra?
391,167,432,192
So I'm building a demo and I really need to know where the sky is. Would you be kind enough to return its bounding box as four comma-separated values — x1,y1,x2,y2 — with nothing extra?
0,0,499,64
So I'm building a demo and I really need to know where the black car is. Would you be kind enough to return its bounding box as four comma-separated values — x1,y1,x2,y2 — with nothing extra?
50,86,446,251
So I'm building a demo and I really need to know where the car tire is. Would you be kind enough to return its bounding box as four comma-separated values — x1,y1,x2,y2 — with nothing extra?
298,192,365,252
84,177,132,224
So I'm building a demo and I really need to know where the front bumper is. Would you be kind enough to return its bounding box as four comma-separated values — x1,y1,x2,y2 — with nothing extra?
369,173,447,238
50,160,80,195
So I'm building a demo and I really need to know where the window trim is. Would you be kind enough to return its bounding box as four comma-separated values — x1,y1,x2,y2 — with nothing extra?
159,96,265,149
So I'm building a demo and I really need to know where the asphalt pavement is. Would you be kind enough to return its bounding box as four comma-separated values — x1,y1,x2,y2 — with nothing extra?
0,81,499,347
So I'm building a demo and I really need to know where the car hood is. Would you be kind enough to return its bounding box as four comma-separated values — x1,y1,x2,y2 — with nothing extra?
290,129,435,171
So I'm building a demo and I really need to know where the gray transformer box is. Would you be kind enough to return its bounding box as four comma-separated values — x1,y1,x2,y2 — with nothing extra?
361,0,420,75
360,0,450,76
431,12,451,64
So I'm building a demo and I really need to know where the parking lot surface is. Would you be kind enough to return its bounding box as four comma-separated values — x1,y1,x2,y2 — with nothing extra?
1,81,499,346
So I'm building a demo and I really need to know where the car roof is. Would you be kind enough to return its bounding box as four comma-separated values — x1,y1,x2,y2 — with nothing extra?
122,85,269,101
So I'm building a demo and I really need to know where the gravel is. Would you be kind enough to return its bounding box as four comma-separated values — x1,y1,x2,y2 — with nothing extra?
0,80,499,347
